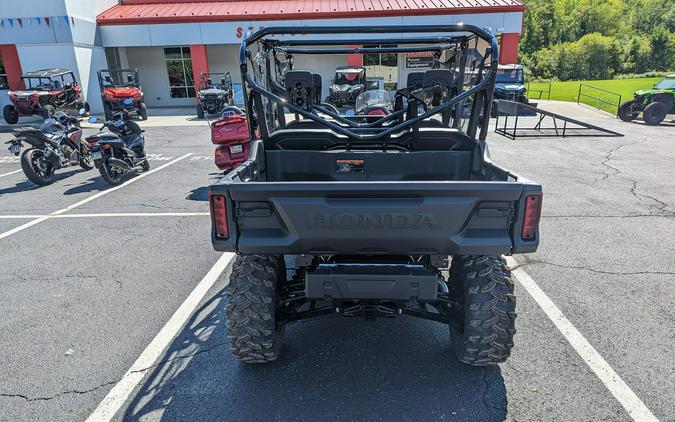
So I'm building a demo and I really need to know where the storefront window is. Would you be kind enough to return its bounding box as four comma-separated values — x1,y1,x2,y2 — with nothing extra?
164,47,195,98
0,55,8,89
363,44,398,91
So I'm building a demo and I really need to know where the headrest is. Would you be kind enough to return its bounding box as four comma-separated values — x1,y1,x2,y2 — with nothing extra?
406,72,425,90
423,69,454,89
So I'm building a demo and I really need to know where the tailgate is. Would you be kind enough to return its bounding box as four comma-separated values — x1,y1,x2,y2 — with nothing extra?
211,180,541,255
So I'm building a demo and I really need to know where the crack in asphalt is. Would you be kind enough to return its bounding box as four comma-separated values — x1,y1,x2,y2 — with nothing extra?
598,140,637,182
0,341,229,403
597,138,674,216
0,381,118,402
512,258,675,276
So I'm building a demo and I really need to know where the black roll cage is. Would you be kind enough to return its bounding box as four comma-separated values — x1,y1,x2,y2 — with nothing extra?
199,72,233,90
238,25,499,143
97,68,141,88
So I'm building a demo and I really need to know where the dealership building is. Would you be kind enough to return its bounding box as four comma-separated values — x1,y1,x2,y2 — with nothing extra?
1,0,525,114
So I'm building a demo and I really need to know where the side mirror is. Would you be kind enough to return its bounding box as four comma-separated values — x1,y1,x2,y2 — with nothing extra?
88,116,98,123
78,108,86,116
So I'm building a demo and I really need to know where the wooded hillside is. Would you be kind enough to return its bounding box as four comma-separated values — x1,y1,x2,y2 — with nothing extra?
520,0,675,80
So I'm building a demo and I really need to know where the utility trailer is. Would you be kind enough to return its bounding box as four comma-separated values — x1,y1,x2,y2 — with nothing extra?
209,25,543,365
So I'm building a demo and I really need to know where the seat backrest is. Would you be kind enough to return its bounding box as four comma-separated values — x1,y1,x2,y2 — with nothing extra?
406,72,425,90
422,69,454,90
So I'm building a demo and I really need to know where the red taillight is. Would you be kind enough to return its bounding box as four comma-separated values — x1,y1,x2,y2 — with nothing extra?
521,194,542,241
211,194,229,239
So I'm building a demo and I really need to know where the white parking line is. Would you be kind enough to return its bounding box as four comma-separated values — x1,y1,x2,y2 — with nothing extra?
86,252,235,422
506,256,658,422
0,153,193,241
0,212,209,219
0,169,22,178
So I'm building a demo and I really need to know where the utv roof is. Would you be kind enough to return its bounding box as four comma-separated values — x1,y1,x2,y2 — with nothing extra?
21,68,74,78
497,64,524,70
335,66,366,73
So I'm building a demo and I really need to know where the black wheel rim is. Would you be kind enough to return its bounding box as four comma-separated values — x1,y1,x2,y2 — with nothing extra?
29,151,53,180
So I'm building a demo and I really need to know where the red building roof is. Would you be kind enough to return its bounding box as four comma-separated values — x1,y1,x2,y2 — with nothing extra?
98,0,524,25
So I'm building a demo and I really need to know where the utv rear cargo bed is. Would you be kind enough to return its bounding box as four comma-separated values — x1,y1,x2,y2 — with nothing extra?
210,162,540,256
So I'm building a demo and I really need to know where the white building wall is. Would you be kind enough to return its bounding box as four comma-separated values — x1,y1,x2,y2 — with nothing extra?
125,46,194,107
206,45,241,77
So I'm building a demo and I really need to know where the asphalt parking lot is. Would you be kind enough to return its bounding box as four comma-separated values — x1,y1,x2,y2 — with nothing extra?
0,107,673,422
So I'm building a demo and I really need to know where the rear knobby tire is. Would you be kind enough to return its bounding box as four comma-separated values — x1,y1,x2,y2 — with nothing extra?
103,101,113,122
138,102,148,121
643,102,667,126
448,255,516,366
225,254,285,363
42,105,56,119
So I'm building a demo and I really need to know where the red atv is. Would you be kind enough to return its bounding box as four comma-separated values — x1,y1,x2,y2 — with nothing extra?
210,106,254,171
98,69,147,121
3,68,89,124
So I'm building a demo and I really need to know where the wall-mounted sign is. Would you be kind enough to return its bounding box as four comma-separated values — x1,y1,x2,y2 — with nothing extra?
405,51,434,69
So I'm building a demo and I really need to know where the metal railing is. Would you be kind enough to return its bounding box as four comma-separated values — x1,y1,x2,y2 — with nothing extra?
526,81,551,100
577,84,622,116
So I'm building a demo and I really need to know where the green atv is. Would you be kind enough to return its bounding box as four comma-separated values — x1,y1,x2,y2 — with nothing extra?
618,74,675,125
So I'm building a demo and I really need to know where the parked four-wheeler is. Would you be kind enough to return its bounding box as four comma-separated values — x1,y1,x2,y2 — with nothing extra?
210,106,254,171
209,25,543,366
619,74,675,125
196,72,233,118
98,69,147,122
3,69,89,125
5,109,93,186
85,111,149,185
327,66,367,107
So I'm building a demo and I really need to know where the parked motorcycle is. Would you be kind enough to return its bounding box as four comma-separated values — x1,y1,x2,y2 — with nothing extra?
86,109,149,185
5,109,93,186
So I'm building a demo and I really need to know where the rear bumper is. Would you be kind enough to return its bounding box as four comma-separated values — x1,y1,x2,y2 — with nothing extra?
211,178,541,256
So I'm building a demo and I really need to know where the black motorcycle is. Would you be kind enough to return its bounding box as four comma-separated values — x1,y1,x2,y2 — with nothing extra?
5,110,93,186
86,111,149,185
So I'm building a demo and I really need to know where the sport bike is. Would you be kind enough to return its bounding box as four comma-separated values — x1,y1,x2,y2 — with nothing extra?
6,109,93,186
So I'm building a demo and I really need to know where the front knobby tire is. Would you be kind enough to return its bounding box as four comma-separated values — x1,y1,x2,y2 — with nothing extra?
225,254,285,363
618,101,638,122
448,255,516,366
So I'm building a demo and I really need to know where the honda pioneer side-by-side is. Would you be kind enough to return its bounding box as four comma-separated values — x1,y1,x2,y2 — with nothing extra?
98,69,147,121
3,69,89,124
196,72,234,118
209,26,543,366
619,74,675,125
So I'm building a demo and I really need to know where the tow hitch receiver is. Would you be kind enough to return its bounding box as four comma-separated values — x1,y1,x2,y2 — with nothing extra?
305,264,439,301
